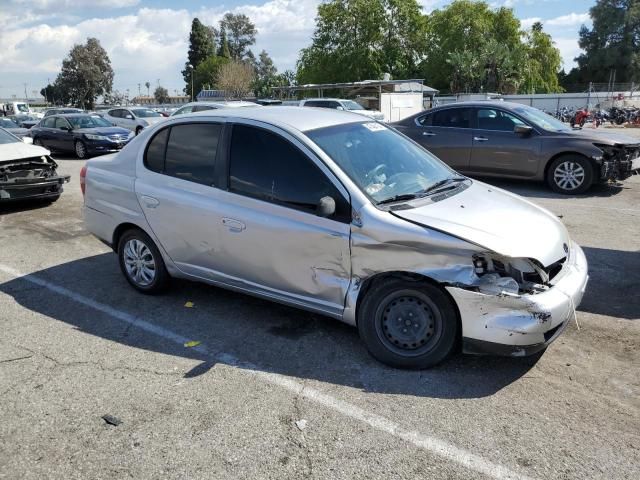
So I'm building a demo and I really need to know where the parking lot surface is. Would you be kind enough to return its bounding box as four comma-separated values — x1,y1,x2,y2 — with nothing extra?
1,141,639,479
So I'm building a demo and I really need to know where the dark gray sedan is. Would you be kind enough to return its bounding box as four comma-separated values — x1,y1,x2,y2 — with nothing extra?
0,118,29,139
392,101,640,194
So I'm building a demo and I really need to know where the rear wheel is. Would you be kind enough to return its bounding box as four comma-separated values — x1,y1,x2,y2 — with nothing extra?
135,126,143,136
546,155,594,194
33,137,43,147
358,278,458,369
117,229,169,294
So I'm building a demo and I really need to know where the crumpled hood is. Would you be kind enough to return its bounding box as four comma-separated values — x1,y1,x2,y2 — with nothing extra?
0,141,50,163
393,181,570,266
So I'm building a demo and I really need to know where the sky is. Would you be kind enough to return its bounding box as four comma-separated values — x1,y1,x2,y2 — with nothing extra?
0,0,595,100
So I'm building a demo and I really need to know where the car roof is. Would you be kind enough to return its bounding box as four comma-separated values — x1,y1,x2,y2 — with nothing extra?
185,106,368,132
302,98,347,102
180,101,259,108
431,100,531,110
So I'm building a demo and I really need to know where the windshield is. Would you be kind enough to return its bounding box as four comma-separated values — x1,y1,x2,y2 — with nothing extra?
342,100,365,111
132,108,161,118
0,118,20,128
0,128,20,144
67,115,112,129
513,105,569,132
307,122,457,204
16,104,29,113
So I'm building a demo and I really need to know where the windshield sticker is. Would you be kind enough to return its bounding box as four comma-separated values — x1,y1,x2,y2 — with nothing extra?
363,122,386,132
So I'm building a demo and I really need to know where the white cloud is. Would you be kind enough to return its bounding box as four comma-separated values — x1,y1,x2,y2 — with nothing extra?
10,0,140,9
546,13,590,27
520,17,542,29
554,37,583,69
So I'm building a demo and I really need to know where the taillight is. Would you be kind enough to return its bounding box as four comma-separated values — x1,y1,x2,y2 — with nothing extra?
80,165,87,196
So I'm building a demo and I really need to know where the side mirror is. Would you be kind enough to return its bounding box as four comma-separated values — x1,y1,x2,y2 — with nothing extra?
22,136,33,144
336,106,344,111
125,115,134,120
60,126,71,131
514,125,533,135
317,196,336,217
111,123,117,126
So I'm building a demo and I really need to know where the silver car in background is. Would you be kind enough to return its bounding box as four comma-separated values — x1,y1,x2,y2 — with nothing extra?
101,107,165,135
82,107,588,368
170,101,259,116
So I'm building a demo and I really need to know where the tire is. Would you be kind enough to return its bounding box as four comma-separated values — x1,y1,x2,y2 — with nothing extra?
135,126,143,136
75,140,88,159
117,228,170,294
546,155,594,195
357,278,458,369
33,137,43,147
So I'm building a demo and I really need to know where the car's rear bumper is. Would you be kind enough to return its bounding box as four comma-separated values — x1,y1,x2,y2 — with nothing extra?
447,242,589,357
0,175,70,202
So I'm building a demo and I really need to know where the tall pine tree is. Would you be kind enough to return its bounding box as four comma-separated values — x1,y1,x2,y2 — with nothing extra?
182,18,215,95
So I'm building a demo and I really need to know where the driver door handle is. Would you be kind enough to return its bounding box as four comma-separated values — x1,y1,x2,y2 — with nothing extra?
422,131,436,137
474,136,489,142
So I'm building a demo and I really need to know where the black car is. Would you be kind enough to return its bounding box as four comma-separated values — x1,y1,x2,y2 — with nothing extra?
393,101,640,194
31,114,133,159
43,108,84,117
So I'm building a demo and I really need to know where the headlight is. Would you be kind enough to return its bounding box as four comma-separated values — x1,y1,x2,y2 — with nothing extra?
84,133,107,140
472,253,551,295
127,131,134,139
594,143,620,159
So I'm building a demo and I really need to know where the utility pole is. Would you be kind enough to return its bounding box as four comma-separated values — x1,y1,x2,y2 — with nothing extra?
23,83,28,101
138,83,141,98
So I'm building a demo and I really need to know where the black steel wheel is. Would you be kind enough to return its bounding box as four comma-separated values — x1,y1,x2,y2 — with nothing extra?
358,278,458,369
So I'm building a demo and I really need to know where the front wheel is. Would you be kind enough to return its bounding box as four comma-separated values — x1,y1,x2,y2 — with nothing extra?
117,229,170,294
546,155,594,194
135,126,143,136
75,140,88,159
357,278,458,369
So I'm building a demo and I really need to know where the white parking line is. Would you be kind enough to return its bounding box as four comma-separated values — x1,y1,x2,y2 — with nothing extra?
0,263,534,480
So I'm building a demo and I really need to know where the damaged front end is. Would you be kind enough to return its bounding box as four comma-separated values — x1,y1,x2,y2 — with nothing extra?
594,143,640,182
447,243,589,357
0,156,70,202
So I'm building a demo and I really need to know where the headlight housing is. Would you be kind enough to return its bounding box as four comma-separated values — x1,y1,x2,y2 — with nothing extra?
472,253,553,295
84,133,107,141
126,131,134,139
594,143,620,160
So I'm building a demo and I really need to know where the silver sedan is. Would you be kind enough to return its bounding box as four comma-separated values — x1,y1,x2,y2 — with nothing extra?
82,107,588,368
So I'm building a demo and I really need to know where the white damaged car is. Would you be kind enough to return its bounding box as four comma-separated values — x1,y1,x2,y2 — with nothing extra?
0,128,69,203
82,107,588,368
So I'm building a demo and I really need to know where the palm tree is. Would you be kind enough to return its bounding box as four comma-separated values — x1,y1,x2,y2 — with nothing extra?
145,81,151,97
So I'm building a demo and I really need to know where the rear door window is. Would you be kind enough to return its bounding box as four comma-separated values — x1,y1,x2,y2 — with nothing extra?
431,108,471,129
143,123,221,186
192,105,215,112
164,124,221,185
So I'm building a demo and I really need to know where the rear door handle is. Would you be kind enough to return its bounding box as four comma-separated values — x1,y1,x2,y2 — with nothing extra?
140,195,159,208
222,217,246,232
474,136,489,142
422,131,436,137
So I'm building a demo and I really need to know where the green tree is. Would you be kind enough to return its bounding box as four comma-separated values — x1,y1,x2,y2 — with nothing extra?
193,55,230,94
421,0,521,92
253,50,278,97
522,22,563,93
219,29,231,59
572,0,640,84
54,37,114,109
40,84,59,104
299,0,421,84
220,13,257,60
182,18,216,94
144,81,151,97
154,86,170,104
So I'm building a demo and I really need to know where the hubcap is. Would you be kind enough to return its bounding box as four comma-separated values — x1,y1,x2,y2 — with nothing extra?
375,292,442,356
553,161,585,190
76,142,85,157
123,239,156,286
